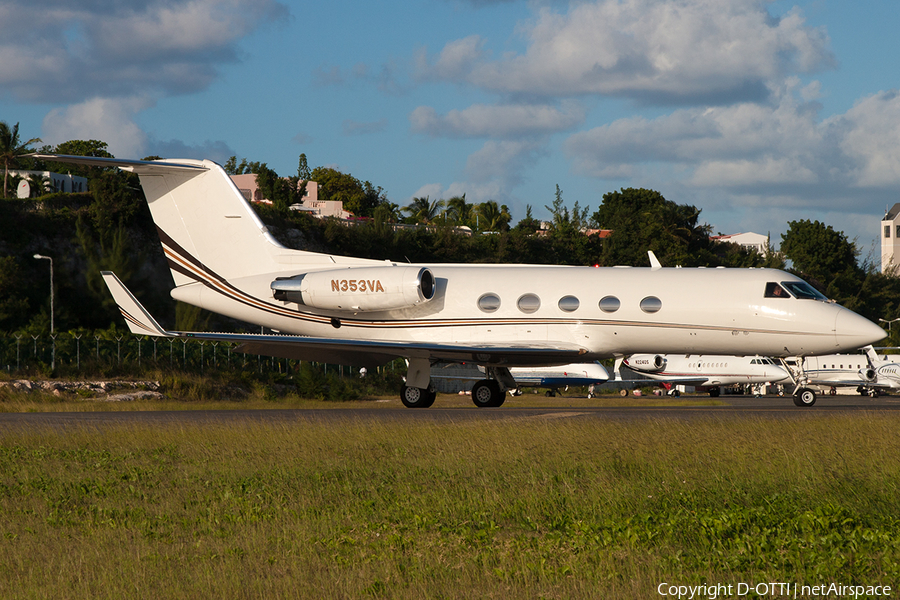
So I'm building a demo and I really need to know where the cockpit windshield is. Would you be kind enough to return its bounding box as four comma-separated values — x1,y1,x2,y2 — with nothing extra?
782,281,828,300
764,281,828,300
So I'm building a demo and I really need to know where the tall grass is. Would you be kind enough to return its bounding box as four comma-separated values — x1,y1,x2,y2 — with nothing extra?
1,414,898,598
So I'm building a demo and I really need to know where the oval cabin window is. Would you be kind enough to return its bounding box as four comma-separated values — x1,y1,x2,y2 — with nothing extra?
558,295,580,312
517,294,541,314
640,296,662,313
478,293,501,313
599,296,620,313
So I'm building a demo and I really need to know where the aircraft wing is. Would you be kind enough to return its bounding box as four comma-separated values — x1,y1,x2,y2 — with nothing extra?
101,271,589,367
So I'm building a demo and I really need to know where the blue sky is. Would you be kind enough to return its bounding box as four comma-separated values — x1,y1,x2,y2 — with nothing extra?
2,0,899,261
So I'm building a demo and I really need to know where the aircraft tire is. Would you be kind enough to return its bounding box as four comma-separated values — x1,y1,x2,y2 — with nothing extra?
708,388,720,398
400,384,436,408
472,380,503,408
793,387,817,407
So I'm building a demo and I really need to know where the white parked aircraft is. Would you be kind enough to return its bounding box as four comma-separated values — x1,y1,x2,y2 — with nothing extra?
32,154,885,408
621,354,791,396
782,346,897,400
433,362,610,397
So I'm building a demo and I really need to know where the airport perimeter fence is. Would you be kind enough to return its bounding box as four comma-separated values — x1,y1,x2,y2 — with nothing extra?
0,332,394,381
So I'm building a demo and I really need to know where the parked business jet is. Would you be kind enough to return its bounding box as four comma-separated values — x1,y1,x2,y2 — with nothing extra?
433,362,610,397
782,346,896,400
32,154,885,408
621,354,791,396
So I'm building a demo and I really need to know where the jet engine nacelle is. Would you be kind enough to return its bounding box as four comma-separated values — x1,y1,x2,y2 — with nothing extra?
859,367,877,382
626,354,667,372
271,266,435,312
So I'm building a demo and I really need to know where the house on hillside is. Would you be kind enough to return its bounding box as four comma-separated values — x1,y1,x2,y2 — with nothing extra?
710,232,768,255
8,170,88,198
229,174,352,219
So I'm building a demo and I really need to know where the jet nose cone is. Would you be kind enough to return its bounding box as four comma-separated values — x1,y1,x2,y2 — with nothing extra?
835,308,886,351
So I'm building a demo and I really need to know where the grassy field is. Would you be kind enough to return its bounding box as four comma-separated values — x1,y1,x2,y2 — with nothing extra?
1,409,899,598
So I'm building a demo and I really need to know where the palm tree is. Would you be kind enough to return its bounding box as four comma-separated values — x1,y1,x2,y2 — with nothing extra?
26,172,53,197
445,195,473,227
403,196,445,224
475,200,511,232
0,122,41,198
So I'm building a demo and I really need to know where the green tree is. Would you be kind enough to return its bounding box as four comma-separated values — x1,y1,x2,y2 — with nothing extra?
26,172,53,197
445,195,473,227
224,156,252,175
780,219,860,285
514,204,541,234
311,167,372,217
0,256,30,331
591,188,713,267
475,200,511,232
0,121,41,198
403,196,445,224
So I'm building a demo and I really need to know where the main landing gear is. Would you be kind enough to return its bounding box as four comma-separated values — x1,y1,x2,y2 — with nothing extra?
792,387,817,407
400,383,436,408
471,379,505,408
397,360,516,409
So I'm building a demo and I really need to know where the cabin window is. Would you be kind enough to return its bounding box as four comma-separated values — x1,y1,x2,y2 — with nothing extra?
558,295,580,312
887,225,892,238
517,294,541,314
782,281,827,300
896,225,900,238
765,282,790,298
477,293,501,313
640,296,662,313
599,296,620,313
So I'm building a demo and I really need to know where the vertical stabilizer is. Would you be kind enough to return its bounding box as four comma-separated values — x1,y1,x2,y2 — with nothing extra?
130,159,285,286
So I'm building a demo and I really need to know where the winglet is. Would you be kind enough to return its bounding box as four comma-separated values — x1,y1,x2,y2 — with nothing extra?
101,271,172,337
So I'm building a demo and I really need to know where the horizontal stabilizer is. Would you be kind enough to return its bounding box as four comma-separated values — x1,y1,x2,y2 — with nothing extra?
101,272,171,337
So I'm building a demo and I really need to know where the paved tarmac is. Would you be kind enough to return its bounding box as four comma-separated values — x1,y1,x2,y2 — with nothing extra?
1,394,898,429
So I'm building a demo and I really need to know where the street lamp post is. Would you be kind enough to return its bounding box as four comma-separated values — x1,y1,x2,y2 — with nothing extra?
878,317,900,332
33,254,54,369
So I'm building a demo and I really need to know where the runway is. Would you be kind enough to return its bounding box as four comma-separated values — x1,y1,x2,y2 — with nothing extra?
1,394,898,429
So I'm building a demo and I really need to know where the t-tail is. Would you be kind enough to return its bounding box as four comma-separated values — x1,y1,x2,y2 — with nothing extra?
28,154,361,288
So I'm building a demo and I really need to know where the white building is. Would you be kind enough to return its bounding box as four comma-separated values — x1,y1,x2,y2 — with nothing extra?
10,170,88,197
229,174,351,219
710,232,769,255
881,203,900,273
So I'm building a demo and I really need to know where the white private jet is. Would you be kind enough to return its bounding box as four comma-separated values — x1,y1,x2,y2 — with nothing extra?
433,362,610,397
621,354,791,397
31,154,885,408
782,346,895,399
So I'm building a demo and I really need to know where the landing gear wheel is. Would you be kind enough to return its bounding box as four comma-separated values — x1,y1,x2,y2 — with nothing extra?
472,380,504,408
400,384,436,408
708,388,720,398
793,387,816,407
544,390,556,397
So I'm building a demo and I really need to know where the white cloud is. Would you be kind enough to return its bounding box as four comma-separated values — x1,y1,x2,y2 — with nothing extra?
42,96,153,157
410,101,585,139
834,90,900,187
417,0,834,104
564,84,900,232
0,0,288,103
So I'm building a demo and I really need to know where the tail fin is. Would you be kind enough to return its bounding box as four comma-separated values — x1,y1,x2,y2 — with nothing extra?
132,158,289,285
864,345,880,365
29,154,310,286
101,271,171,337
